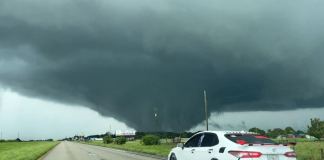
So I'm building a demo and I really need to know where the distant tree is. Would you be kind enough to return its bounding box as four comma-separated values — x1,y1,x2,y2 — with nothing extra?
307,118,324,139
266,128,285,138
248,127,266,135
142,135,160,145
266,130,273,138
284,127,295,134
115,136,127,145
295,130,305,135
103,135,113,144
180,132,194,138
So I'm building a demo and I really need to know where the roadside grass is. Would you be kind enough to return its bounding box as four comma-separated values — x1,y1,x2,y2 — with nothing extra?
85,139,324,159
272,138,324,159
294,141,324,160
0,141,59,160
84,140,175,157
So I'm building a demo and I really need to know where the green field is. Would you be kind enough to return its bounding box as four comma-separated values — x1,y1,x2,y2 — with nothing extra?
272,138,324,160
85,139,324,159
0,141,59,160
85,140,174,157
295,141,324,160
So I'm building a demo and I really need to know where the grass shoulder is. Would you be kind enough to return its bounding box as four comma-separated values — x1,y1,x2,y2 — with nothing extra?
0,141,59,160
294,141,324,160
83,140,175,157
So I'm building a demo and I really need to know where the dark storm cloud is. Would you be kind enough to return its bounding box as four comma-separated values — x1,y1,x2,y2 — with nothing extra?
1,0,324,131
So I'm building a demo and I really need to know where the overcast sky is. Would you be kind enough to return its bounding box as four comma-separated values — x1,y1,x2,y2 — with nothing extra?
1,0,324,139
0,89,131,140
1,89,323,140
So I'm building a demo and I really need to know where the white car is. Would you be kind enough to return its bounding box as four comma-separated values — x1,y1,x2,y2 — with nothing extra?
168,131,297,160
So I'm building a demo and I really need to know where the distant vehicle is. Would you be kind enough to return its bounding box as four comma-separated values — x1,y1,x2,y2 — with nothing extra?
168,131,297,160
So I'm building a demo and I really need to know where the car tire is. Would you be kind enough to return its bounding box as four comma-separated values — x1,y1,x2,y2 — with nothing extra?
170,153,177,160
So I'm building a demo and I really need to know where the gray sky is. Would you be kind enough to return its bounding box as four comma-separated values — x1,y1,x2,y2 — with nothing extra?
0,89,131,140
1,89,323,140
1,0,324,136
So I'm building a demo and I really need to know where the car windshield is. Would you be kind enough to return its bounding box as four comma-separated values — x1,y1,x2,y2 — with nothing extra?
225,134,276,145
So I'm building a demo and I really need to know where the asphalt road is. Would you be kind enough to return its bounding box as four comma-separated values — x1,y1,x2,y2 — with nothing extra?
42,141,165,160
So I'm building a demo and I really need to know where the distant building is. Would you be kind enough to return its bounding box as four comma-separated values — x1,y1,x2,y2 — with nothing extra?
90,138,103,141
173,137,181,143
295,134,305,138
305,135,317,140
287,134,295,138
115,130,136,140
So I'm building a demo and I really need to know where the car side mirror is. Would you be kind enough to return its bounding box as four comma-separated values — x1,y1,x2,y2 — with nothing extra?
177,143,184,149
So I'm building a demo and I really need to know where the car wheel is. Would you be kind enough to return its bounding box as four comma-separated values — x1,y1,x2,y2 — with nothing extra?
170,153,177,160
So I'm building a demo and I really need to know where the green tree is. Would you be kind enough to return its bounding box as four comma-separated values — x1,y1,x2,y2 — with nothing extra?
284,127,295,134
307,118,324,139
266,128,285,138
103,135,113,144
295,130,305,135
142,135,160,145
115,136,127,145
248,127,266,135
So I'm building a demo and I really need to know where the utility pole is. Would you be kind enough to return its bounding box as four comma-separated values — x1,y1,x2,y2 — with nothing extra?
204,90,208,131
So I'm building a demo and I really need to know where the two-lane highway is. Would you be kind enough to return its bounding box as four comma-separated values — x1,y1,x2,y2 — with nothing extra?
42,141,165,160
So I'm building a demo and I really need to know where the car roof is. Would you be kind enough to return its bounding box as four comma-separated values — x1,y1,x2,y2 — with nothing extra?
197,130,257,135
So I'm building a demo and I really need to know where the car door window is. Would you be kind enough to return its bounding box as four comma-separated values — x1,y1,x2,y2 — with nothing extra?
200,133,219,147
198,134,204,147
184,134,202,148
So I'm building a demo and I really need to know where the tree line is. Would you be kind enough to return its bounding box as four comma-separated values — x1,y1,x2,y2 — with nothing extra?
249,118,323,139
62,117,324,143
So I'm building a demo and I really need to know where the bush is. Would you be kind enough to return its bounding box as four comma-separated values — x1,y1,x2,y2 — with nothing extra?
115,136,127,145
103,135,113,144
142,135,160,145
